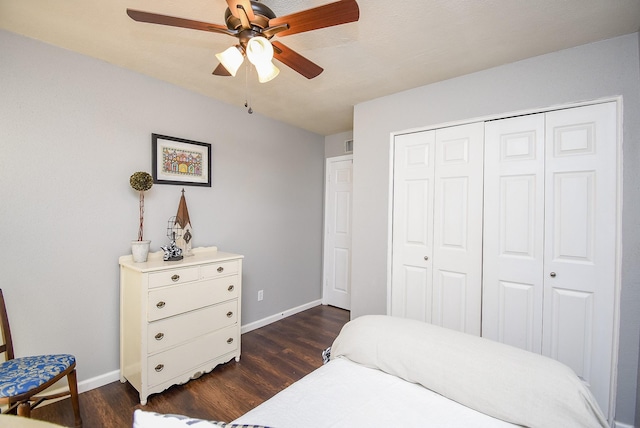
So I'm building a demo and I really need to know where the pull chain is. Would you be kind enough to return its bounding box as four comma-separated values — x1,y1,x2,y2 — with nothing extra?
244,62,253,114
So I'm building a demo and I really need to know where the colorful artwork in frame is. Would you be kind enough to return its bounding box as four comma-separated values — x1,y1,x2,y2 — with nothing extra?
151,134,212,187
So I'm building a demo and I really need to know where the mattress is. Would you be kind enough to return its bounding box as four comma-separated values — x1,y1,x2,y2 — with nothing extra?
232,357,516,427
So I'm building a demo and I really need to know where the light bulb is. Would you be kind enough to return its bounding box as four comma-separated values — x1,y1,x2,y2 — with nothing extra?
246,37,279,83
246,37,274,66
255,62,280,83
215,45,244,77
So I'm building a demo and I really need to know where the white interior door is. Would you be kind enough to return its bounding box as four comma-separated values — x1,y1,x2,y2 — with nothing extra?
431,123,485,335
322,155,353,310
482,114,545,352
542,102,617,418
390,131,435,321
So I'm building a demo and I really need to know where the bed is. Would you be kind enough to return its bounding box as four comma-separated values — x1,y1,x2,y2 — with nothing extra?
133,315,609,428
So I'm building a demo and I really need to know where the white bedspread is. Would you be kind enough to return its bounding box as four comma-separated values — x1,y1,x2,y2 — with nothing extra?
232,357,516,427
235,315,609,428
331,315,609,428
139,315,610,428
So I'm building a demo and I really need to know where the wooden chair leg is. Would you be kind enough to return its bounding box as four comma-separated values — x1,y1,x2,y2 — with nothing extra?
5,399,18,415
67,368,83,428
17,401,31,418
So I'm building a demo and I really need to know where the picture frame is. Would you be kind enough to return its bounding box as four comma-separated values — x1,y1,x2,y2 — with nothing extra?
151,134,212,187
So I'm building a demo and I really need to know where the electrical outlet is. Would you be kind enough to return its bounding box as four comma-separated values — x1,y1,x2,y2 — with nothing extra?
258,290,264,301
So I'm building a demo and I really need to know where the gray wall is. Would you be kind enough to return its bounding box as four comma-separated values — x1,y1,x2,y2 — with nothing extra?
325,131,353,158
0,30,325,384
351,33,640,425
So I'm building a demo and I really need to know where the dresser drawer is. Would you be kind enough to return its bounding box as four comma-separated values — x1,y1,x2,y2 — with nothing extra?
147,300,238,354
147,325,239,387
148,275,239,321
148,266,199,289
201,260,239,279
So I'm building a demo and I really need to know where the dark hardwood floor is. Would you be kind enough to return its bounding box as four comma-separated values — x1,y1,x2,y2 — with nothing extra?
32,305,350,428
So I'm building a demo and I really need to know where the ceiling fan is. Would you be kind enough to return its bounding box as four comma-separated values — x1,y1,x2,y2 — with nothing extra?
126,0,360,83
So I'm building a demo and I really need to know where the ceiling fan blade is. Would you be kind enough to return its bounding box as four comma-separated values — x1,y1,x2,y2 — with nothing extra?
226,0,256,21
212,63,232,76
272,41,323,79
127,9,236,36
268,0,359,37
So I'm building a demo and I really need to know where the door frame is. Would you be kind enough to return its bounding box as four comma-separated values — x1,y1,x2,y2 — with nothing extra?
387,96,623,422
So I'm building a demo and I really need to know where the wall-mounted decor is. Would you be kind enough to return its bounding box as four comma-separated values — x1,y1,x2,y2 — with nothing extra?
152,134,211,187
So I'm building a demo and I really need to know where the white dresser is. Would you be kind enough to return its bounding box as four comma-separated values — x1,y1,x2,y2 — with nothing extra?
119,246,243,404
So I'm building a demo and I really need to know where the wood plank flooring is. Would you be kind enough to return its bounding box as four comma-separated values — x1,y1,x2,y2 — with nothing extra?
32,305,350,428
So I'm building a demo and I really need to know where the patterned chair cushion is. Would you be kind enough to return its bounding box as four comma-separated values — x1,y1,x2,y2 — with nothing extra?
0,354,75,397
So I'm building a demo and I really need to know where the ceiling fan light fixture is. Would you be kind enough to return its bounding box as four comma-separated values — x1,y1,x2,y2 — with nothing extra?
246,37,274,66
127,0,360,82
215,45,244,77
246,37,279,83
255,62,280,83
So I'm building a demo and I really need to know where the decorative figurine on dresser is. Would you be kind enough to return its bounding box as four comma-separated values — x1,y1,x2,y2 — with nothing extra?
173,189,194,257
119,246,243,405
161,217,184,261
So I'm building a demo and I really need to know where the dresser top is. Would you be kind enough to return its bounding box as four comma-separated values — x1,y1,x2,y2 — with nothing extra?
119,246,243,272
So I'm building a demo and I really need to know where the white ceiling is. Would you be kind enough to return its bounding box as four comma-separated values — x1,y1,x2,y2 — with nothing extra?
1,0,639,135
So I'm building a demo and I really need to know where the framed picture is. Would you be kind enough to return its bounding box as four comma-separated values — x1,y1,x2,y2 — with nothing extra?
152,134,212,187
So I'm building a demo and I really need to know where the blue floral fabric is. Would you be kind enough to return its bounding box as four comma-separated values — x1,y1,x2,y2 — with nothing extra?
0,354,75,397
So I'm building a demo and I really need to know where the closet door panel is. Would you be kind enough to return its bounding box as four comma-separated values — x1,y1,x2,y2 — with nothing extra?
435,270,467,332
552,171,595,265
548,288,594,380
391,131,435,321
482,114,545,352
543,102,617,416
498,281,537,350
432,122,484,335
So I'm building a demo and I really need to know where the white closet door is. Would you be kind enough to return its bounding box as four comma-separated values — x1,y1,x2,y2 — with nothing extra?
543,102,617,417
482,114,545,352
391,131,435,321
432,123,485,335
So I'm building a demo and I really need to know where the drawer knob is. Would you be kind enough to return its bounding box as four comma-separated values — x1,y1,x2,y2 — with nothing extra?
227,338,234,345
155,332,164,341
217,266,224,273
228,285,234,292
155,364,164,372
171,274,180,282
226,311,233,318
156,301,166,309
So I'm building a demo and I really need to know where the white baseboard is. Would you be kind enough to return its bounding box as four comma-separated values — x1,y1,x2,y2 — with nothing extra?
241,299,322,334
19,370,122,408
50,300,325,400
613,421,634,428
79,369,121,393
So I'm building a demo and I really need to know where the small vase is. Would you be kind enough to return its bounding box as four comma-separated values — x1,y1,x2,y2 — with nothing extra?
131,240,151,263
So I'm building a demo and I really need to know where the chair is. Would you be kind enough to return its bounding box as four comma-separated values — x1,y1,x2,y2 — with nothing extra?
0,289,82,427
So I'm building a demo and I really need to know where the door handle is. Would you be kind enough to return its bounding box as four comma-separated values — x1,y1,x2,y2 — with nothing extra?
550,272,556,277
